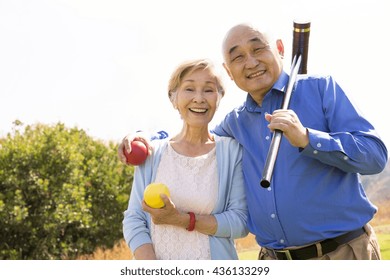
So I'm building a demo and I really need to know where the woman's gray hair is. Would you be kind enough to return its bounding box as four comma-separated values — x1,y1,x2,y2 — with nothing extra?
167,59,225,103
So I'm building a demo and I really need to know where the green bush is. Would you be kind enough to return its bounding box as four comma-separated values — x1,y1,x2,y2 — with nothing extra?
0,121,134,259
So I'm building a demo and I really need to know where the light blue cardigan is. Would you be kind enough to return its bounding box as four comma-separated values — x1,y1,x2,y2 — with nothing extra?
122,135,248,260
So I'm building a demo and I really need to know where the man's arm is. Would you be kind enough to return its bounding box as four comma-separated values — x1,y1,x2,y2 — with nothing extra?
118,130,169,164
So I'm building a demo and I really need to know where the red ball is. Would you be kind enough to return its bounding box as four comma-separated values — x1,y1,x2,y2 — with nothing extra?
123,141,148,165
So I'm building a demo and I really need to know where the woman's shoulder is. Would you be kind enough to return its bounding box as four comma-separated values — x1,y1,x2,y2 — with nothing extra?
150,138,169,149
213,135,241,150
145,138,169,161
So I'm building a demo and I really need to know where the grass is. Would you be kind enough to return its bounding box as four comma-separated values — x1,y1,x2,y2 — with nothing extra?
238,232,390,260
79,224,390,260
377,233,390,260
238,250,259,260
82,188,390,260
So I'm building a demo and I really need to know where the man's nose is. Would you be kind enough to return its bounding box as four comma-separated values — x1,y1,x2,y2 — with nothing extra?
246,54,258,68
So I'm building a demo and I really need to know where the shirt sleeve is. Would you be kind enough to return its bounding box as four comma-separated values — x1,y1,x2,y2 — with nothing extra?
301,76,388,175
212,113,235,138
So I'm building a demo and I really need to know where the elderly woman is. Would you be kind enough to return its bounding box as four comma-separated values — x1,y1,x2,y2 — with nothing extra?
122,59,248,260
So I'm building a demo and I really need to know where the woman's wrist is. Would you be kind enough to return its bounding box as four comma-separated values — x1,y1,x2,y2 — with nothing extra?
186,212,196,231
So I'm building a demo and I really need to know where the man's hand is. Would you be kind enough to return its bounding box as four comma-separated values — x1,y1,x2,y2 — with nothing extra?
117,132,153,164
265,109,309,148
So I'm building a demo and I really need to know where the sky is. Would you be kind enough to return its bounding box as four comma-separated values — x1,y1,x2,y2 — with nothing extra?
1,0,389,150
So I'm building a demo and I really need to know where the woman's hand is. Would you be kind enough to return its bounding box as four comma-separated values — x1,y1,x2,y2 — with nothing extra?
143,195,217,235
142,195,185,226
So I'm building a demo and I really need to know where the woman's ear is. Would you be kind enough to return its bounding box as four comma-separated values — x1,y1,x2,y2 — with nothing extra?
216,92,222,109
170,91,178,109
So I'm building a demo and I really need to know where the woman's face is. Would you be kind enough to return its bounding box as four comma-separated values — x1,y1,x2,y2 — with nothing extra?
174,68,220,128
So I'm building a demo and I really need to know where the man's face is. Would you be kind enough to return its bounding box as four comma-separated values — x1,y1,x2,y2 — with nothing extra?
223,25,283,103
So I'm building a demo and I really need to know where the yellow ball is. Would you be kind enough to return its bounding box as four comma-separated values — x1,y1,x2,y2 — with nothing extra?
143,183,170,208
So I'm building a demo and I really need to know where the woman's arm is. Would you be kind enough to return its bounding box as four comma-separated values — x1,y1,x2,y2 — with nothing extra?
142,198,218,235
123,155,155,255
133,243,157,260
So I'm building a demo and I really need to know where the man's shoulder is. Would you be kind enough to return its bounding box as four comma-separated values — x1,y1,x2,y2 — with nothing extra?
225,100,247,118
296,73,333,83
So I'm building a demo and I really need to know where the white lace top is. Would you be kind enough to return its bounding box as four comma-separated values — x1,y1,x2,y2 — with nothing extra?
151,142,218,260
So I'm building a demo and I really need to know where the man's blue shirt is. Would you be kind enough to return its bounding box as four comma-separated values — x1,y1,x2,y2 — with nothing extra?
213,71,388,249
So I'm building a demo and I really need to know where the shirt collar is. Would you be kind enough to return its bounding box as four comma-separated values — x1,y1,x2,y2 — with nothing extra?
244,70,289,112
273,70,289,93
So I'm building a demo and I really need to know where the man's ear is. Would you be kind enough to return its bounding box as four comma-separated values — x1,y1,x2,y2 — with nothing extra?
276,39,284,57
222,63,234,80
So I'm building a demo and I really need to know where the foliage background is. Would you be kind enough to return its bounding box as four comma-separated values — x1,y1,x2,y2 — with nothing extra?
0,121,134,259
1,121,389,260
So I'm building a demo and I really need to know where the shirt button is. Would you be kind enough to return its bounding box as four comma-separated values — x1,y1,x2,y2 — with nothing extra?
267,187,272,191
280,239,285,244
316,143,322,148
265,136,270,140
270,213,276,219
343,156,349,160
313,150,318,155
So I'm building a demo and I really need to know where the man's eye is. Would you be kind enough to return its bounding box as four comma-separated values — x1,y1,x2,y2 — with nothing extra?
232,55,243,62
254,45,269,53
185,88,194,92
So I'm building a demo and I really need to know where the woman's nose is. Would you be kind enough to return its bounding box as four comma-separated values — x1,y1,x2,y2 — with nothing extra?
192,90,205,102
